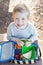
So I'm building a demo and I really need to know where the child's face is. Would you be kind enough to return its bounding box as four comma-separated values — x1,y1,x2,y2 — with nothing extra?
13,12,28,29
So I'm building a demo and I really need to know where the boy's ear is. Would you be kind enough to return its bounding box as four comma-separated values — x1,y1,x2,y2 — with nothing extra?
12,14,14,19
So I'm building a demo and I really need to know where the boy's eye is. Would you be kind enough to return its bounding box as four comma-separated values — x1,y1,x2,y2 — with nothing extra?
22,18,25,20
15,18,25,21
16,18,19,20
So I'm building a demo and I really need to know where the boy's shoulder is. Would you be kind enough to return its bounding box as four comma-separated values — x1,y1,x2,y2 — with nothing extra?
9,22,14,26
7,22,15,30
8,22,15,28
28,22,35,28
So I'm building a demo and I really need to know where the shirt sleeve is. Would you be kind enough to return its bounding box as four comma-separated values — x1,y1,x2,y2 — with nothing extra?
29,24,38,42
7,24,17,41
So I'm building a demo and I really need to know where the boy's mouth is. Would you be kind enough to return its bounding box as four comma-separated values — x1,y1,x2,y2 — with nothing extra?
17,24,24,27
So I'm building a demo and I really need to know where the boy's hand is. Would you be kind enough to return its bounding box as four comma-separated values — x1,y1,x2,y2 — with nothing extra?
16,39,24,46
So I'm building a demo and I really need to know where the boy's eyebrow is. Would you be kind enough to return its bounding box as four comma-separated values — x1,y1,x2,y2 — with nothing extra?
16,18,18,19
22,18,25,19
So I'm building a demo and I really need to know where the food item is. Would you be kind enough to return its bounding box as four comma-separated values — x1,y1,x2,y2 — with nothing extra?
14,44,21,49
14,54,22,60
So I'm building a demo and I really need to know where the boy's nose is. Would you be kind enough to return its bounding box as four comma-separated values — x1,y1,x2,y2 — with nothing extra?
19,19,22,24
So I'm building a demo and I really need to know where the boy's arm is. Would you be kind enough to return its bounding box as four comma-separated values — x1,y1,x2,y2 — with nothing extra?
29,25,38,43
7,25,11,40
29,34,38,43
7,26,17,41
31,40,39,48
33,40,38,43
29,25,38,48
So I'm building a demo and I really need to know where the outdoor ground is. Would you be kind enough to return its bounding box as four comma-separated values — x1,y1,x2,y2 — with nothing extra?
0,59,42,65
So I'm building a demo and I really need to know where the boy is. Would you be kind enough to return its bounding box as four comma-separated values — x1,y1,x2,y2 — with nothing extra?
7,4,38,60
7,4,38,43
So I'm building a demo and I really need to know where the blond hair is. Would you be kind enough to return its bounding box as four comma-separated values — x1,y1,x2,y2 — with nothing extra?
12,4,30,18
